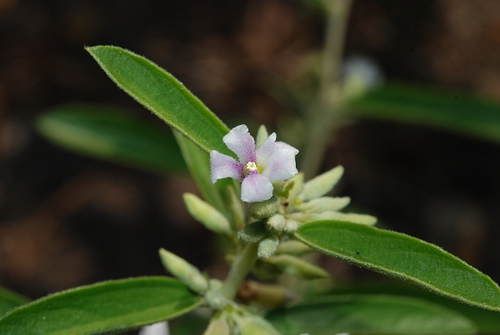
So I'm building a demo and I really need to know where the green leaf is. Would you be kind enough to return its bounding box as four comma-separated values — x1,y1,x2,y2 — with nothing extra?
174,131,229,213
295,221,500,312
347,83,500,143
0,276,203,335
86,45,231,155
327,281,500,335
267,294,477,335
36,103,187,173
0,287,28,318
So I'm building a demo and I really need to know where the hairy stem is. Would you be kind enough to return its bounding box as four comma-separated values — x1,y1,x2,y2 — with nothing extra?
300,0,353,179
222,242,259,300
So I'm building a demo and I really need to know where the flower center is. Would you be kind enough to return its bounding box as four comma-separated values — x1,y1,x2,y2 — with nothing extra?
243,161,258,176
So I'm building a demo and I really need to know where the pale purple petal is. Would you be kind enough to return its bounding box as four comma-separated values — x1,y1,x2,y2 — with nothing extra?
222,124,256,164
256,134,299,183
210,150,243,183
241,173,273,202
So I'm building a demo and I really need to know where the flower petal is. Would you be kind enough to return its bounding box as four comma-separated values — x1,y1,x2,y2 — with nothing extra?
210,150,243,183
256,134,299,183
241,173,273,202
223,124,256,164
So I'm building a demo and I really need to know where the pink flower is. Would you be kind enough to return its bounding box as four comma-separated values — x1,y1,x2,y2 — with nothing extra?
210,125,299,203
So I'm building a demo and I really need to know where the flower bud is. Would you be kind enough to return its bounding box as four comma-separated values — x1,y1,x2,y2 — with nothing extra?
183,193,232,236
296,196,350,213
284,219,299,233
287,211,377,226
266,254,329,279
299,165,344,201
238,221,268,243
255,125,269,148
258,235,279,259
203,317,230,335
277,240,312,255
249,196,279,220
267,214,286,232
234,314,281,335
159,248,208,294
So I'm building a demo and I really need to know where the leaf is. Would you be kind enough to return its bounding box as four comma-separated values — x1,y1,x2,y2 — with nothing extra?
0,276,203,335
295,220,500,312
0,287,28,318
36,103,187,173
86,45,231,155
327,281,500,335
174,130,229,213
266,294,477,335
347,83,500,143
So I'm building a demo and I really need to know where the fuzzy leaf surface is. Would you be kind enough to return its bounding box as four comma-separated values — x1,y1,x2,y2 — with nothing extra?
86,45,231,155
0,287,28,318
0,277,202,335
267,295,477,335
295,220,500,312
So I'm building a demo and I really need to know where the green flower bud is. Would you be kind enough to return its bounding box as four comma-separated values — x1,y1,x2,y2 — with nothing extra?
284,219,299,233
238,221,268,243
288,211,377,225
203,317,230,335
267,214,286,232
159,248,208,294
287,173,304,206
266,254,329,279
258,235,279,259
255,125,269,148
249,196,279,220
234,314,281,335
299,165,344,201
183,193,232,236
296,196,351,213
277,240,312,255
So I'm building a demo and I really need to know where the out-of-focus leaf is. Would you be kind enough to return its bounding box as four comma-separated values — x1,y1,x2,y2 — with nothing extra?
295,220,500,312
347,83,500,143
0,287,28,318
0,277,203,335
36,104,187,173
327,281,500,335
86,46,231,156
267,294,477,335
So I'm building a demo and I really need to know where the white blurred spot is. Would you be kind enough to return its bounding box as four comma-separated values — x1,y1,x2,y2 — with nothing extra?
138,321,169,335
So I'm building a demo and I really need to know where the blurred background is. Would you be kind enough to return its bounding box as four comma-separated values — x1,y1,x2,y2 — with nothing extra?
1,0,500,302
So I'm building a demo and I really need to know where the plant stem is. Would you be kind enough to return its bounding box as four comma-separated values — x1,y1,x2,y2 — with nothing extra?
222,242,259,300
300,0,353,179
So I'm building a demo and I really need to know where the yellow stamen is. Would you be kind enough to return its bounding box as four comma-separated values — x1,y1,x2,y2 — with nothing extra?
244,161,258,176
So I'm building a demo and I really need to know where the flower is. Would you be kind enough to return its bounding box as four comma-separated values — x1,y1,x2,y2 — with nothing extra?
210,125,299,203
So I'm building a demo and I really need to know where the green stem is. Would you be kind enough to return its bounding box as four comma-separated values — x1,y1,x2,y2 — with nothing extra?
300,0,353,179
222,242,259,300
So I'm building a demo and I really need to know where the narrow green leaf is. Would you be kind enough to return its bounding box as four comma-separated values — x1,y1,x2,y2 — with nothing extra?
295,221,500,312
0,276,203,335
347,83,500,143
86,45,231,155
0,287,28,318
267,294,477,335
327,281,500,335
36,103,187,173
173,130,234,214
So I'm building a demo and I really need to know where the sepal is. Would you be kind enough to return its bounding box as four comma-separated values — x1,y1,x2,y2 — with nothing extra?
183,193,233,236
159,248,208,294
298,165,344,201
265,254,329,279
